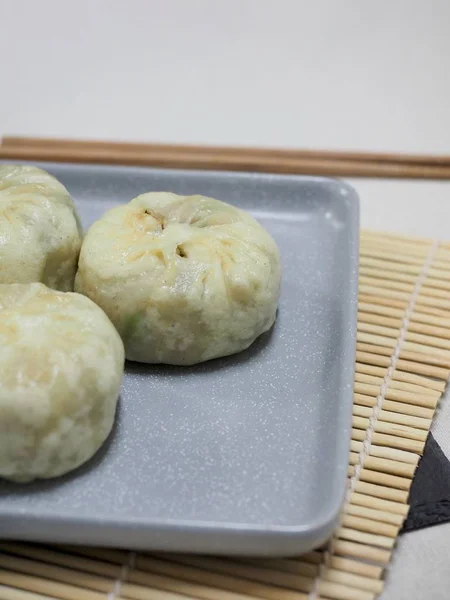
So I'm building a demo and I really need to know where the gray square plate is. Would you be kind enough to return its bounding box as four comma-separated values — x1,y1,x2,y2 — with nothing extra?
0,162,359,556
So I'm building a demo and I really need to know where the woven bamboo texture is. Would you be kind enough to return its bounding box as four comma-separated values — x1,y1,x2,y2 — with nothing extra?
0,230,449,600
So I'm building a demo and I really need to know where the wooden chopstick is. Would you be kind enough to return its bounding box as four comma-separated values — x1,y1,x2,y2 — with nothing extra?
4,136,450,166
2,136,450,179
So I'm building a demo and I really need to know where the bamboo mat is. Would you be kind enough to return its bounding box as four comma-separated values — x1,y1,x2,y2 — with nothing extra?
0,230,449,600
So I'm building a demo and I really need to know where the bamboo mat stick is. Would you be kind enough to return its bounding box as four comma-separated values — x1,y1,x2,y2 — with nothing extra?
0,569,103,600
328,556,382,580
340,514,399,537
2,138,450,179
316,579,375,600
0,545,119,579
129,567,304,600
331,540,391,564
120,584,197,600
361,231,432,245
344,504,404,527
348,452,417,478
230,558,319,578
0,585,57,600
349,491,409,516
136,554,314,596
0,554,112,593
121,581,227,600
323,568,383,594
366,445,420,465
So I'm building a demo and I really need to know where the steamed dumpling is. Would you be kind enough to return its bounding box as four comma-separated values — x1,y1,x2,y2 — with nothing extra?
0,165,82,291
75,192,281,365
0,283,124,482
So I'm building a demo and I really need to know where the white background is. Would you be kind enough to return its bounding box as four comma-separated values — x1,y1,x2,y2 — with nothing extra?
1,1,450,598
2,0,450,154
2,0,450,238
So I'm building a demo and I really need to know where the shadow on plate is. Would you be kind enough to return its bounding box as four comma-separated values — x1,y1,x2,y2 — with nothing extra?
0,397,122,496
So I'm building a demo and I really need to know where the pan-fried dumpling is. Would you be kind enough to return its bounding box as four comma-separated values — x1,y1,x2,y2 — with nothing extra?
0,165,82,291
0,283,124,482
75,192,281,365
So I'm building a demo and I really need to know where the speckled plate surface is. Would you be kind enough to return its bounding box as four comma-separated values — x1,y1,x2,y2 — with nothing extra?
0,162,359,556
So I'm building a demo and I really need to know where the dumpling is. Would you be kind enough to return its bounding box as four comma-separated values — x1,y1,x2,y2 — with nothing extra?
0,283,124,482
75,192,281,365
0,165,82,291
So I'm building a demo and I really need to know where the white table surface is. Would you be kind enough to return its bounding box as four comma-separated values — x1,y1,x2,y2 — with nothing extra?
2,1,450,597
